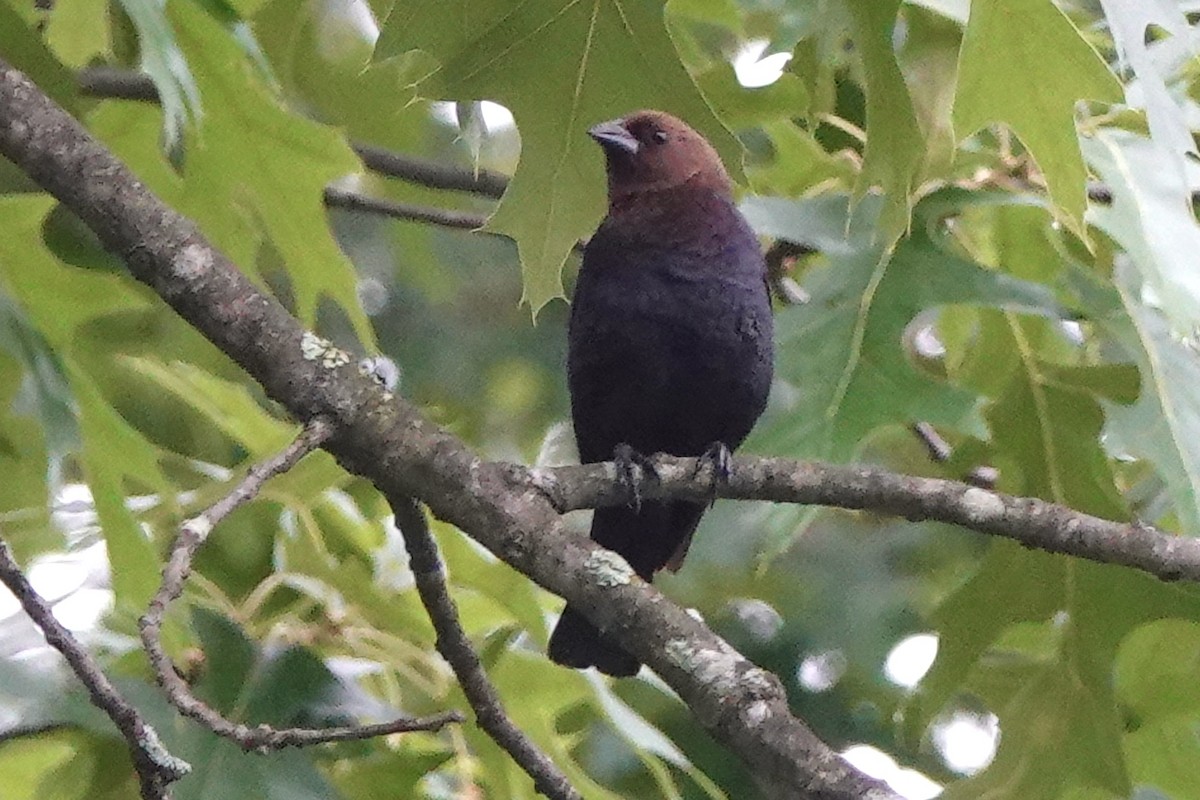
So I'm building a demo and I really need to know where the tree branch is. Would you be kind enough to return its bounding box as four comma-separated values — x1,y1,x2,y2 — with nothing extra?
390,496,581,800
0,57,899,800
909,422,997,489
323,186,488,231
76,66,510,200
138,419,462,754
351,142,509,198
0,536,189,800
536,455,1200,584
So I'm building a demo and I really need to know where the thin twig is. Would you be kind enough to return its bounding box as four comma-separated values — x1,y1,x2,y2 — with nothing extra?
351,142,509,198
0,536,189,800
909,422,998,489
139,419,463,750
76,64,160,102
323,186,488,231
764,239,812,306
76,66,510,200
537,454,1200,584
390,496,582,800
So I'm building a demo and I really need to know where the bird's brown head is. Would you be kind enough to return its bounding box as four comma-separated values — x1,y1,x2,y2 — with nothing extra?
589,110,732,209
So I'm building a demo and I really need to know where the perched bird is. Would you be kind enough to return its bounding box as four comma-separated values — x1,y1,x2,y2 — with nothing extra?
547,110,774,676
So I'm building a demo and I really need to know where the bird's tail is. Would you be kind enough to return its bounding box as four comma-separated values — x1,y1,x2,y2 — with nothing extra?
547,605,640,677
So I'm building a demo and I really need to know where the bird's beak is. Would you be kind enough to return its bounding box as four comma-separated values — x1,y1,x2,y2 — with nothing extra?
588,119,639,155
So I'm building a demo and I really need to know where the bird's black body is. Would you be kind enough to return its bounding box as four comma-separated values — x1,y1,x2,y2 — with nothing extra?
547,185,774,676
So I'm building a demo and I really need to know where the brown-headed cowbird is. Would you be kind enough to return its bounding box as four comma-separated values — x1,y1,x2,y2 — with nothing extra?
547,111,774,676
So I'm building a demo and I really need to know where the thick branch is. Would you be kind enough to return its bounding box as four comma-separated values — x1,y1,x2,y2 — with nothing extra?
0,59,897,800
390,497,581,800
0,537,188,800
139,419,461,751
538,455,1200,584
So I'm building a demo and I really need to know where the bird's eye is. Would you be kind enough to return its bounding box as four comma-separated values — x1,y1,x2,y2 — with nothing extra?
651,130,669,144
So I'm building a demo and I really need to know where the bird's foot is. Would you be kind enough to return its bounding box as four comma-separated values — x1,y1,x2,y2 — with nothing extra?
694,442,733,506
613,443,658,512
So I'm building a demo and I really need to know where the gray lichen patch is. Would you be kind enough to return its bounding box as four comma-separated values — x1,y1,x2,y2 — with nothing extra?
961,486,1005,523
174,243,213,280
665,638,743,694
300,331,351,369
582,549,634,587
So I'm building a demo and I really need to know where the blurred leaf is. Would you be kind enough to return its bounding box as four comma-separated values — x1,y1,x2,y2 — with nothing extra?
1080,261,1200,536
1115,619,1200,722
0,3,80,112
115,0,202,146
896,5,961,177
169,0,374,346
0,734,77,800
45,0,111,67
1124,716,1200,800
846,0,924,238
695,62,808,129
743,192,1063,462
1085,128,1200,335
123,358,294,455
1097,0,1197,165
375,0,742,313
954,0,1121,239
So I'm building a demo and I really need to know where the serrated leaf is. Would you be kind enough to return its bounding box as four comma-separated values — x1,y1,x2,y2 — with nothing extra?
742,192,1064,463
1097,0,1197,165
846,0,925,239
954,0,1122,239
375,0,742,313
122,358,294,455
1098,262,1200,536
1085,128,1200,335
169,0,375,346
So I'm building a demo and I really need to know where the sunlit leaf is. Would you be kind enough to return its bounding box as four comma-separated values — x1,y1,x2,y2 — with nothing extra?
375,0,741,313
954,0,1122,239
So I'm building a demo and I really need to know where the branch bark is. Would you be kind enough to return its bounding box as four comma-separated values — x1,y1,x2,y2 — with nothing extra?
536,455,1200,584
0,57,896,800
390,496,581,800
138,419,461,756
0,536,189,800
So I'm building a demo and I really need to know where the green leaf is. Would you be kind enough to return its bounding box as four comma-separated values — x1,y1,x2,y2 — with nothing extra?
0,3,80,113
0,735,77,800
1096,0,1197,164
846,0,925,238
122,358,295,456
1098,263,1200,536
115,0,202,146
953,0,1122,239
74,370,167,610
375,0,742,313
45,0,111,68
742,192,1064,463
0,197,163,604
1115,620,1200,723
169,0,375,346
694,62,809,129
1124,716,1200,800
1085,128,1200,335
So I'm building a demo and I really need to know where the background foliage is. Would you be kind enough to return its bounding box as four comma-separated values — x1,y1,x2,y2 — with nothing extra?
3,0,1200,797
